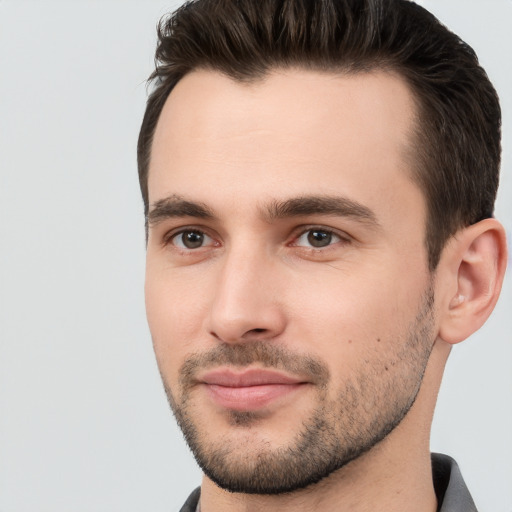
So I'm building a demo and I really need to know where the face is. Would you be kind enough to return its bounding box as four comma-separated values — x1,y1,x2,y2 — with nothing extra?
145,69,436,494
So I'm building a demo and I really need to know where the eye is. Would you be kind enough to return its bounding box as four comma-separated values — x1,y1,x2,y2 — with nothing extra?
294,228,342,248
171,229,214,249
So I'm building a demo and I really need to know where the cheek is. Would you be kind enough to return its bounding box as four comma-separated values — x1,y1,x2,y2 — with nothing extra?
291,272,399,333
144,265,210,380
287,265,424,370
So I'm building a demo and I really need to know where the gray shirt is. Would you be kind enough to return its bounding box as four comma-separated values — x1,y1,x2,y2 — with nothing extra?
179,453,477,512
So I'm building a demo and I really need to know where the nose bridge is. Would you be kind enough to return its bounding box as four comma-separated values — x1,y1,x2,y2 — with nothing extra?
206,239,285,343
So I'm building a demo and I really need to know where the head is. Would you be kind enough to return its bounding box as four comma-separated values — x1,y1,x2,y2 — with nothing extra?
138,0,501,271
139,0,506,498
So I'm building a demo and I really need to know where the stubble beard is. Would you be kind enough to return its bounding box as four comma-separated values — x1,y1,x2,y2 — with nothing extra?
161,288,435,495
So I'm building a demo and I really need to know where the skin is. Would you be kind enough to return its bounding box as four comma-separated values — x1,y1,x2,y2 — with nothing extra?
144,69,507,511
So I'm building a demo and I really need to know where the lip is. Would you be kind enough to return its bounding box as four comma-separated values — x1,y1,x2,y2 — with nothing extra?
199,368,308,411
200,368,305,387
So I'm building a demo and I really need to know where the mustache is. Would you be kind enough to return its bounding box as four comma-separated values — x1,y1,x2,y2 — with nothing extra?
179,341,330,390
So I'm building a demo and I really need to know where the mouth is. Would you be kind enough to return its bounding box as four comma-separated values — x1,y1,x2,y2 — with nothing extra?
198,368,309,412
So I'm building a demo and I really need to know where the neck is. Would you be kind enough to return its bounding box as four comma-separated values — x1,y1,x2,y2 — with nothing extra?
200,340,450,512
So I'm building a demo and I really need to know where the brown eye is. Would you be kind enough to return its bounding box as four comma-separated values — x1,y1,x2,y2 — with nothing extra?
307,230,333,248
172,230,210,249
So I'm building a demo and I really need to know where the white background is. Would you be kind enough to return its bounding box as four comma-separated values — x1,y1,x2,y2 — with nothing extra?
0,1,510,511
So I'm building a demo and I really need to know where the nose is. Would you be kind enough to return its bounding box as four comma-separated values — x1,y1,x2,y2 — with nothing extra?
205,245,287,344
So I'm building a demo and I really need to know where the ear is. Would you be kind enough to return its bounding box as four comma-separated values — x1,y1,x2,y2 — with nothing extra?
438,218,508,345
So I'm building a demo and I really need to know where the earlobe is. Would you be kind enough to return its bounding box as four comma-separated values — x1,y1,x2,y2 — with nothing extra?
438,218,507,345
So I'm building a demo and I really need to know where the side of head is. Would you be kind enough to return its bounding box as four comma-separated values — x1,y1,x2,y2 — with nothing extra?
137,0,501,271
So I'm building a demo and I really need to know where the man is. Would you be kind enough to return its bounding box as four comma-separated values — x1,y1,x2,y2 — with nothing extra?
138,0,507,510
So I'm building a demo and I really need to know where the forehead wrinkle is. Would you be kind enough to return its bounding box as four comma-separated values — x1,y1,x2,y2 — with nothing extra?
261,195,381,228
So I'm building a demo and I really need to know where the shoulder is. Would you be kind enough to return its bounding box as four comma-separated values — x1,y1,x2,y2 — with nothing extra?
432,453,478,512
179,487,201,512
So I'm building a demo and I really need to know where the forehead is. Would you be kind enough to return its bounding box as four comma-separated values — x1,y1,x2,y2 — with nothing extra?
149,68,422,228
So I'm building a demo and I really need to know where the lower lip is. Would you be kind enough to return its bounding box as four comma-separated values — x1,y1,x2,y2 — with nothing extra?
204,383,305,411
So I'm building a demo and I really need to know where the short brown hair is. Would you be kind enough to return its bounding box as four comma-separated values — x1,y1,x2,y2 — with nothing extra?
138,0,501,269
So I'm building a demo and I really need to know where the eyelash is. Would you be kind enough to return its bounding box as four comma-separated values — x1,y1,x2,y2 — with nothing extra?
163,227,216,250
163,225,351,252
291,226,350,249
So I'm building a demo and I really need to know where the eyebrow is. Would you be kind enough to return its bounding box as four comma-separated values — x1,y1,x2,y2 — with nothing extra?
147,193,380,229
147,194,215,226
264,195,380,227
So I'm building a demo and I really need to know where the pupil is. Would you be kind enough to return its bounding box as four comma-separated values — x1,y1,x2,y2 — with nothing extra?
307,230,331,247
183,231,204,249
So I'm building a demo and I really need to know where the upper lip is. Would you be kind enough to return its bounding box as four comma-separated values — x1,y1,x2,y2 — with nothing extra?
199,368,306,387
